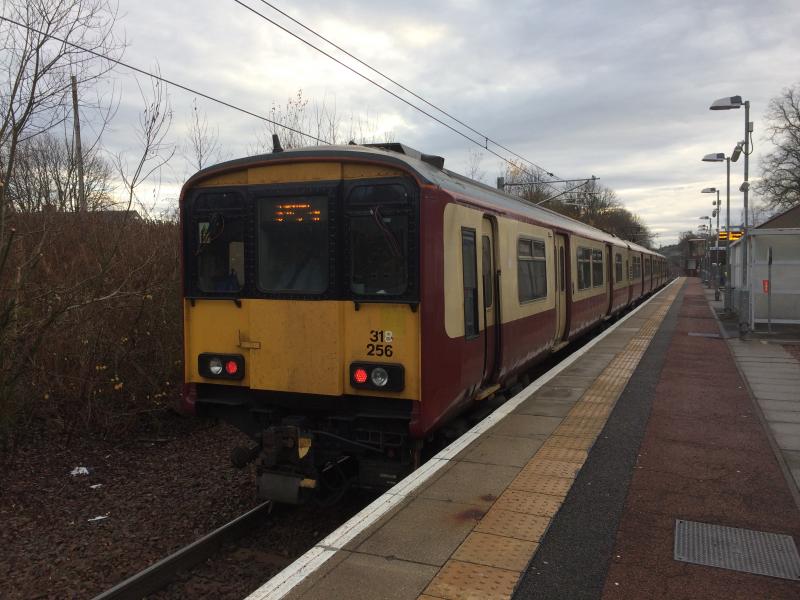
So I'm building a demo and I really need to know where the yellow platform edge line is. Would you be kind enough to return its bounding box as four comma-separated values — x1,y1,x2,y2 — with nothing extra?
419,281,682,600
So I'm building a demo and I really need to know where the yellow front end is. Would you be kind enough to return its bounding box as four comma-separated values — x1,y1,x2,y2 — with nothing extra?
184,298,420,400
180,151,423,501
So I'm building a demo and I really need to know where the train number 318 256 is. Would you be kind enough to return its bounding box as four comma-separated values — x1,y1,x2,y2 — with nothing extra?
367,330,394,357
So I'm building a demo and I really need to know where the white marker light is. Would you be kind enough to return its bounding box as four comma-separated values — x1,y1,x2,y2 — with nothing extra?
209,357,223,375
370,367,389,387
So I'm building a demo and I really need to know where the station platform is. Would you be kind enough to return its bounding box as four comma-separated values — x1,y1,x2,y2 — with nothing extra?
247,278,800,600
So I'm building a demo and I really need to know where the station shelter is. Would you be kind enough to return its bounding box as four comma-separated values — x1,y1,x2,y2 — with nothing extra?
729,204,800,331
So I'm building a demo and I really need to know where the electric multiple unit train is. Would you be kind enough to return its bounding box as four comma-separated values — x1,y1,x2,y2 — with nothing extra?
179,142,666,503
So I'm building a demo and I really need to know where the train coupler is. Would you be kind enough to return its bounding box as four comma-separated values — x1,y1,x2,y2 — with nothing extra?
257,472,317,504
256,425,318,503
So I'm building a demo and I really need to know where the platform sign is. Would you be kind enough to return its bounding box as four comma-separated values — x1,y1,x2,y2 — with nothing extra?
718,230,743,241
762,279,769,293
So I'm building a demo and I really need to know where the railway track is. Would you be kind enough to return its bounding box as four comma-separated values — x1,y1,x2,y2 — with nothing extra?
92,501,273,600
91,298,647,600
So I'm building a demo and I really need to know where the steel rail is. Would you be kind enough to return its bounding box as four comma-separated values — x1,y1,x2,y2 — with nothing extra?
92,500,272,600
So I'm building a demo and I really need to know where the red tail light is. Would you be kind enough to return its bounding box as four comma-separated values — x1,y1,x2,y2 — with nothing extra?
179,382,197,415
353,368,368,384
225,360,239,375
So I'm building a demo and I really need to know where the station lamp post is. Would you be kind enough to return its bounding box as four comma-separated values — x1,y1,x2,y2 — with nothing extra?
701,187,720,233
710,95,752,290
702,187,721,288
710,96,751,231
699,215,712,285
702,152,732,310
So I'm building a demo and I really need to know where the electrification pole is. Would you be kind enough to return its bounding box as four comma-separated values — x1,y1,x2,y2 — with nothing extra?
71,75,86,213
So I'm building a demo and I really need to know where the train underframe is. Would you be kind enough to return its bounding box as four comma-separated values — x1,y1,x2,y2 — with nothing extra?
194,383,418,504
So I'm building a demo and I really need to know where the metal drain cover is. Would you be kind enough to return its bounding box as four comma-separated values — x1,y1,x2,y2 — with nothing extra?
674,519,800,580
687,332,721,338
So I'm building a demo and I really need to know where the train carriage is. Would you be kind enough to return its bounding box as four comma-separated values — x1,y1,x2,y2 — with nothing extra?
179,142,665,503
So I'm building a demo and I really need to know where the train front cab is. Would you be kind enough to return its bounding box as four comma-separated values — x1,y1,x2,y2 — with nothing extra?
180,158,427,502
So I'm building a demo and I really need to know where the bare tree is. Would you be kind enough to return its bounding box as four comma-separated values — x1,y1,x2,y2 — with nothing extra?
252,89,312,152
501,158,551,203
542,178,655,247
756,83,800,210
252,89,396,153
7,129,114,212
115,73,174,215
0,0,122,241
184,97,220,172
464,148,485,182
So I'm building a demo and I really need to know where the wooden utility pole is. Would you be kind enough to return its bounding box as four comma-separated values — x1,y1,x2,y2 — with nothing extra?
71,75,86,212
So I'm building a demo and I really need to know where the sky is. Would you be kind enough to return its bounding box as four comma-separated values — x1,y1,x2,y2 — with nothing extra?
91,0,800,245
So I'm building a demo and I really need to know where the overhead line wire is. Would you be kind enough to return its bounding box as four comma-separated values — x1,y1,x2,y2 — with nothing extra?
230,0,564,193
2,16,586,204
252,0,560,180
0,15,330,145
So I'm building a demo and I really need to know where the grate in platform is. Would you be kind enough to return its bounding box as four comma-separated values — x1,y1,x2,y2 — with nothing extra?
687,331,721,338
674,519,800,580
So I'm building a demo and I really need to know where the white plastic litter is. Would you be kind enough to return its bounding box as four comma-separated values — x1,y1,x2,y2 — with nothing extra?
89,484,103,489
87,514,109,522
70,467,89,476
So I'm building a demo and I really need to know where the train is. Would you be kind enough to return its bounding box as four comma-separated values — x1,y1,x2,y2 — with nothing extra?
178,141,667,503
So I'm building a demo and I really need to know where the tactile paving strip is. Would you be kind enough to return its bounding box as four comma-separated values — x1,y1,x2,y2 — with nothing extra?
509,472,574,496
475,509,550,541
453,532,538,571
540,435,595,451
415,282,683,600
493,489,562,517
534,446,587,464
520,458,581,479
422,560,519,600
674,519,800,580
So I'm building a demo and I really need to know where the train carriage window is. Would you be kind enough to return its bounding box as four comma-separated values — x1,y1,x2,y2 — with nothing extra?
577,247,592,290
196,212,245,293
482,235,493,308
518,237,547,302
615,253,623,283
632,255,642,279
462,229,479,339
347,184,409,296
591,249,604,287
257,197,329,293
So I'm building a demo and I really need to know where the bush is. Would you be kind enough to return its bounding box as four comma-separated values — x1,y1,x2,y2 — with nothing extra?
0,211,182,448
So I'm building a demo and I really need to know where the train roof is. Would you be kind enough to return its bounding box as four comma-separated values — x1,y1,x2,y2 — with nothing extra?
186,143,662,258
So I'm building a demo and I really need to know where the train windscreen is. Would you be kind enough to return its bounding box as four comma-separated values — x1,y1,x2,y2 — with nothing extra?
257,197,329,293
346,183,409,296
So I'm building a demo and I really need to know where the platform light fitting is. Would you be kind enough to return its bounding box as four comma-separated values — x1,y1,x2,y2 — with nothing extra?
731,142,743,163
702,153,725,162
709,95,743,110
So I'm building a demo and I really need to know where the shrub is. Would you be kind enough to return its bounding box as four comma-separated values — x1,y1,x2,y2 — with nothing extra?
0,211,182,448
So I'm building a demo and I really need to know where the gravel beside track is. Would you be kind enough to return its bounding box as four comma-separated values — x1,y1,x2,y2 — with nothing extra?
0,417,367,599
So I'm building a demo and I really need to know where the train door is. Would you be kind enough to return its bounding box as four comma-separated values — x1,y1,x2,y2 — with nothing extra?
554,233,568,342
605,244,613,316
626,250,632,304
480,217,498,382
640,253,645,296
